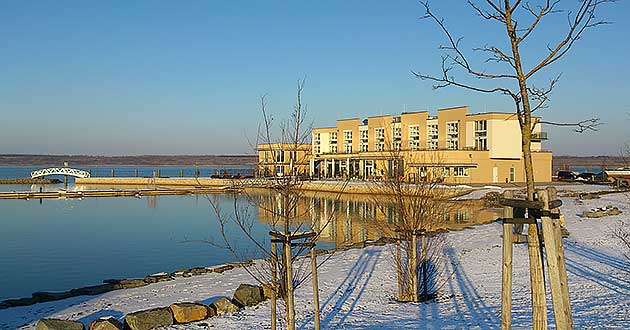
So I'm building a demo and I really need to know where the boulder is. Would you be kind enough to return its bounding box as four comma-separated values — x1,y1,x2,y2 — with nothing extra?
124,307,173,330
233,284,264,307
187,267,210,275
212,265,234,273
36,318,84,330
210,297,241,315
70,284,115,296
88,317,123,330
169,302,211,323
105,279,148,289
144,272,173,284
582,206,622,218
261,283,275,299
3,297,37,307
32,291,76,302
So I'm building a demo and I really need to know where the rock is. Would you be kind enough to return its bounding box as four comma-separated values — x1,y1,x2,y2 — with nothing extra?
187,267,210,275
233,284,265,307
582,206,622,218
32,291,76,303
210,297,241,315
212,265,234,273
36,318,84,330
143,272,173,284
261,283,275,300
169,302,210,324
108,279,147,290
124,307,173,330
89,317,122,330
70,284,115,296
2,297,37,307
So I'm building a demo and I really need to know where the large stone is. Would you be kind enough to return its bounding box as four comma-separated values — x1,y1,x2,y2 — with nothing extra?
70,284,115,296
169,302,211,324
104,278,148,289
212,265,234,273
3,297,37,307
233,284,264,307
261,283,275,300
89,317,122,330
143,272,173,284
124,307,173,330
32,291,76,302
210,297,241,315
36,318,84,330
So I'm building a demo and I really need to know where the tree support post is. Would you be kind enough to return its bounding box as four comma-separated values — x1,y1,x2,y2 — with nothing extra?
311,245,321,330
501,190,514,330
539,187,573,329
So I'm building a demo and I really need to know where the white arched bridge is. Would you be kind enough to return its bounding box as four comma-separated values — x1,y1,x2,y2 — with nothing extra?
31,167,91,179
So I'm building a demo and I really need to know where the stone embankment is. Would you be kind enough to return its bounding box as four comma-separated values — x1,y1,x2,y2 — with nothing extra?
35,284,266,330
0,178,61,184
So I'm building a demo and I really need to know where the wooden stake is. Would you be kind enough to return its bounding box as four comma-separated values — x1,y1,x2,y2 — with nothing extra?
311,246,321,330
271,241,277,330
411,233,419,302
529,192,548,330
396,239,404,300
283,239,295,330
501,190,514,330
541,187,573,329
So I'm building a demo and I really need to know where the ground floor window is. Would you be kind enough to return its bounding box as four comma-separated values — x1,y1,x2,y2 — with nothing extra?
275,165,284,176
453,167,469,177
509,167,515,182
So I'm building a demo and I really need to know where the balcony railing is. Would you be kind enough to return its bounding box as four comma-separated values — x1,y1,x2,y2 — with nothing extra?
531,132,548,140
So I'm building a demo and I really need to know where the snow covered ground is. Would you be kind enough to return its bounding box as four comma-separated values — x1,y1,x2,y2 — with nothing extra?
1,185,628,329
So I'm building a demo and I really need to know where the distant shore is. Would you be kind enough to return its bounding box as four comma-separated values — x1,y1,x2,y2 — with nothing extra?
0,154,257,166
0,178,61,184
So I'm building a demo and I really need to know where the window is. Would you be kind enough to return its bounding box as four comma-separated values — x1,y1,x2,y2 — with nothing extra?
273,150,285,163
330,132,337,144
453,167,469,177
408,125,420,150
427,123,438,150
375,127,385,151
275,165,284,176
329,145,337,153
509,167,515,182
360,128,368,152
343,130,353,153
446,121,459,150
314,145,320,155
474,120,488,151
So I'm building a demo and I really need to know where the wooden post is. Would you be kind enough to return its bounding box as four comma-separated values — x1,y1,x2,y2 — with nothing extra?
529,191,548,330
501,190,514,330
270,241,277,330
541,187,573,329
283,239,295,330
311,245,321,330
396,238,404,300
411,233,419,302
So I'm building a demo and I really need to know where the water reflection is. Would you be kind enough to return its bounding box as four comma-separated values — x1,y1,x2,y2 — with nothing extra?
254,191,501,247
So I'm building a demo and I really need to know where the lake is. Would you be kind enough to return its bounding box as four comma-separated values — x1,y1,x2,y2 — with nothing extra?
0,168,501,301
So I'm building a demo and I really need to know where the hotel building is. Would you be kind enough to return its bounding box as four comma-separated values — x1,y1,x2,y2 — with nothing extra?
310,106,552,184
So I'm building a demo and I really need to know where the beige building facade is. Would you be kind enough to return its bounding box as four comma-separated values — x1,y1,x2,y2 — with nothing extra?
257,143,312,177
310,106,552,184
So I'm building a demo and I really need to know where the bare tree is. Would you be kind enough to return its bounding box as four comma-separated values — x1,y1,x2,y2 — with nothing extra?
414,0,613,200
206,79,349,330
366,136,461,302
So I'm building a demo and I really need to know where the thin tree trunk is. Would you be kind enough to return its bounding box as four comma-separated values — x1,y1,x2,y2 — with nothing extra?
421,235,428,299
311,246,321,330
271,241,278,330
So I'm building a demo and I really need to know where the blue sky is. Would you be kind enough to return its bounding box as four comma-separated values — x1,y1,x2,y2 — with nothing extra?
0,1,628,156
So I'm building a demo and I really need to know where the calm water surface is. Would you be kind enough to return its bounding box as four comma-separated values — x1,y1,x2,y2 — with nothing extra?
0,170,501,300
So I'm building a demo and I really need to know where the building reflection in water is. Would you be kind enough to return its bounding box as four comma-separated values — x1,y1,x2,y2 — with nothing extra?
254,191,501,247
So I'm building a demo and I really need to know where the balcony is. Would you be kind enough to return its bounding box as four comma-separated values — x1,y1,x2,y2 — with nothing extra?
531,132,548,141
